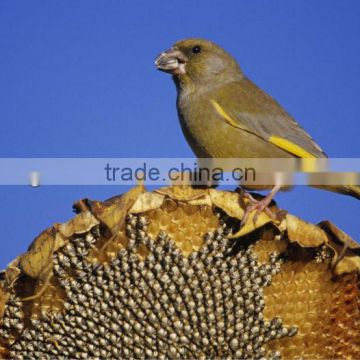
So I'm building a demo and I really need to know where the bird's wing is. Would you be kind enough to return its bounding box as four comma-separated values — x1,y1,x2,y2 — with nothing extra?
210,78,326,158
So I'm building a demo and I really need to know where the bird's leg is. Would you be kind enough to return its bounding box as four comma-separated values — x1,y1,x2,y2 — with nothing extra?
240,185,281,227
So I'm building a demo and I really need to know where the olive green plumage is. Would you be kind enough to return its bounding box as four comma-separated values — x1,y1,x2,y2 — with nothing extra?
155,38,360,199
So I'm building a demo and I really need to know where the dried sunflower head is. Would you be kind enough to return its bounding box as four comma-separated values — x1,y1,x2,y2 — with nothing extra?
0,186,359,359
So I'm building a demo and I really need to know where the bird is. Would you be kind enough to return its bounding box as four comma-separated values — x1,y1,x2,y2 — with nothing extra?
155,38,360,223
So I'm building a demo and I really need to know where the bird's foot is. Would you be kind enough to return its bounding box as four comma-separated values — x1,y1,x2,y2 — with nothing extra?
240,185,281,228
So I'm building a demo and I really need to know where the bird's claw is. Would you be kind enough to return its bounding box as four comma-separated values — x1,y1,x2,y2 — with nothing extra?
239,185,281,228
240,198,277,228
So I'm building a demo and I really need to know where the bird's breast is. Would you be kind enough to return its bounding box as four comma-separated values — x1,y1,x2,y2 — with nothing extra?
176,92,290,158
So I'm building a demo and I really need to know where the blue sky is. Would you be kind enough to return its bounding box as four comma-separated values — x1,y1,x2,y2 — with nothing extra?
0,1,359,268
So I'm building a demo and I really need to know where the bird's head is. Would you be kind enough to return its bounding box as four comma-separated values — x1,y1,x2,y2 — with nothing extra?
155,38,243,90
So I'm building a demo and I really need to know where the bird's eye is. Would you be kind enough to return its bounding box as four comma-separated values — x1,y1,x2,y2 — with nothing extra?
192,45,201,54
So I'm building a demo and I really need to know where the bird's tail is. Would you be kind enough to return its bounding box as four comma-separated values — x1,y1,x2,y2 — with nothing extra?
313,185,360,200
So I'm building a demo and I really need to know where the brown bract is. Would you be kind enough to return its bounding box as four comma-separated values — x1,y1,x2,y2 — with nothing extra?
286,214,328,248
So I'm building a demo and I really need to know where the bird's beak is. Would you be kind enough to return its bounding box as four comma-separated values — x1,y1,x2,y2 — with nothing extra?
155,47,188,75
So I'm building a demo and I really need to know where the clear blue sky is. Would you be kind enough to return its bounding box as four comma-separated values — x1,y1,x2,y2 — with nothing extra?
0,1,359,268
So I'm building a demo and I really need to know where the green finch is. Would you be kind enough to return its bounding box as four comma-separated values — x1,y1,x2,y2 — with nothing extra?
155,38,360,220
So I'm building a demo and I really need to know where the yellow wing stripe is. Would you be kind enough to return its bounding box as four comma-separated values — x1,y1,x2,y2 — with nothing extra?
211,99,316,159
211,99,242,128
268,135,316,158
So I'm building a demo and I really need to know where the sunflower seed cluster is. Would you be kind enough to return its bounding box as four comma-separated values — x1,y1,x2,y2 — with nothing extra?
0,297,24,339
314,245,333,264
1,213,297,359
